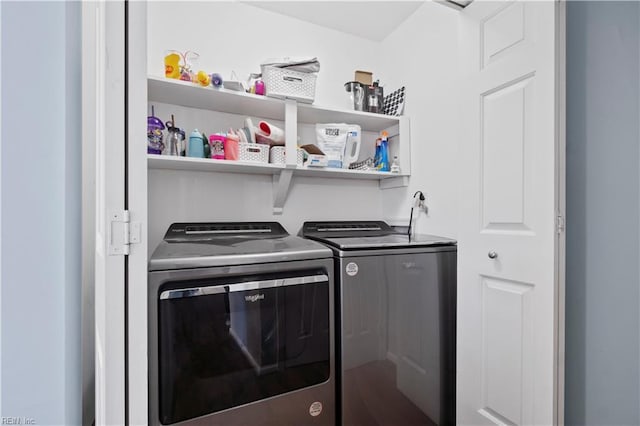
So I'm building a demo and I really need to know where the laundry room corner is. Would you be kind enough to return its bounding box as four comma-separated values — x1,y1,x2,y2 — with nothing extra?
99,1,567,424
378,2,461,239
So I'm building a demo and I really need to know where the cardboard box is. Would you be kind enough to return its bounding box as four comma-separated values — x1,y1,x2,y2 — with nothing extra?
354,70,373,86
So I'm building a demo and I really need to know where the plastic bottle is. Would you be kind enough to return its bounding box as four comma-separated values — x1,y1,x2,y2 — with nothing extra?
202,132,211,158
147,107,165,155
224,133,240,160
209,134,226,159
178,129,186,156
255,80,265,96
374,139,381,170
375,131,390,172
188,129,204,158
164,123,181,156
390,156,400,174
379,138,390,171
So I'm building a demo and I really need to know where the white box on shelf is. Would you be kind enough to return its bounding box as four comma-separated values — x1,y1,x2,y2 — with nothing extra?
269,146,303,166
238,143,269,163
305,154,329,167
261,65,317,104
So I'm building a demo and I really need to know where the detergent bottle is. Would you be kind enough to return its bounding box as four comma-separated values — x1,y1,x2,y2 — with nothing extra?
375,131,390,172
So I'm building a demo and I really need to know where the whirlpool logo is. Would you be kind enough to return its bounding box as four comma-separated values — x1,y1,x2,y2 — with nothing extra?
245,293,265,303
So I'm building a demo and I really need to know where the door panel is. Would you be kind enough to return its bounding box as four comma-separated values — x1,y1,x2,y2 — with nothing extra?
482,74,533,231
458,1,559,425
482,2,528,68
480,277,533,425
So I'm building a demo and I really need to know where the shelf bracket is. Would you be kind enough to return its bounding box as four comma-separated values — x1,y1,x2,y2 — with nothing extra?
380,176,410,190
285,99,298,166
273,169,294,214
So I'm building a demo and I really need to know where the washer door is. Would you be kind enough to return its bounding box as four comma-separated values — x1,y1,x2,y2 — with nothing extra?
157,273,330,425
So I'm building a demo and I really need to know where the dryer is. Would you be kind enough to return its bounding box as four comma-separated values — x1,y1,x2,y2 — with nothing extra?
148,222,335,425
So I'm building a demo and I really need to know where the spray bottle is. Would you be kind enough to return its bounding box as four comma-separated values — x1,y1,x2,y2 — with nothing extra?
375,130,390,172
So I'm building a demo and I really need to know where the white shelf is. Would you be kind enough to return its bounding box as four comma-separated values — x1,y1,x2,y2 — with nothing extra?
147,76,400,132
148,76,286,122
297,103,400,132
148,154,406,181
147,154,284,175
294,166,407,180
146,76,410,212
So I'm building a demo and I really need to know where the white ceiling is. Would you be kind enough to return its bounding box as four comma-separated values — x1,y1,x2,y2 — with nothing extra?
242,1,426,42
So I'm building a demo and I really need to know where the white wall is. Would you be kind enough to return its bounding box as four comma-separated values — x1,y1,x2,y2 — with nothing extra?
147,1,461,251
379,2,460,238
147,1,387,250
1,1,82,425
148,1,379,109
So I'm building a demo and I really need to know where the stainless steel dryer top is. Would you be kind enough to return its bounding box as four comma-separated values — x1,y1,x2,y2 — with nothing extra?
149,222,332,271
301,220,457,250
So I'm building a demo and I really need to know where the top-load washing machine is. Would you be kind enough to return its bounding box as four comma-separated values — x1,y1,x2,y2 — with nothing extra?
301,221,457,426
148,222,336,426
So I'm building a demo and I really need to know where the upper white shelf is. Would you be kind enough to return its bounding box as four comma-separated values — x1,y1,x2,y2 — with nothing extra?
147,76,400,132
297,103,399,132
148,76,286,122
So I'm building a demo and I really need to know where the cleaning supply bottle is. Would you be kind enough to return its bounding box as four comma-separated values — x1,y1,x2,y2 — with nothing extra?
390,156,400,174
188,129,204,158
376,130,390,172
379,139,390,172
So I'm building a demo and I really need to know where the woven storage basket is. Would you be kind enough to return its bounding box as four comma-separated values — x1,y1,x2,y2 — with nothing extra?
238,143,269,163
269,146,304,166
261,65,317,104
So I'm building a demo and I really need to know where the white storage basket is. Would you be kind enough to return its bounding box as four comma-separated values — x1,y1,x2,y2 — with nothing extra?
238,143,269,163
269,146,304,166
261,65,317,104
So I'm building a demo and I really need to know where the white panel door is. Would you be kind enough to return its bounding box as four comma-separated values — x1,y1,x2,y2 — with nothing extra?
126,1,149,424
458,1,562,425
84,1,126,425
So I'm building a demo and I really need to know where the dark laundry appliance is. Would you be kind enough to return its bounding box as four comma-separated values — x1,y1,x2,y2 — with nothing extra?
148,222,336,425
301,220,457,426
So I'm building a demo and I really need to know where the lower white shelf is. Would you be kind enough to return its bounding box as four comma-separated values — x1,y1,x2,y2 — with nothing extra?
293,166,407,180
148,154,284,175
147,154,409,181
147,154,409,212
